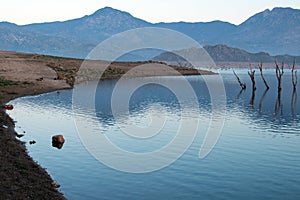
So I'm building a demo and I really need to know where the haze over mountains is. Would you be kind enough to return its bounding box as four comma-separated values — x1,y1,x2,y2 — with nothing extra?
0,7,299,60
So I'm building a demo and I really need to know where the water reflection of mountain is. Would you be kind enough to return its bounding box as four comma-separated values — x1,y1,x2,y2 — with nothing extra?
16,71,299,135
93,71,299,134
94,77,194,125
15,90,72,113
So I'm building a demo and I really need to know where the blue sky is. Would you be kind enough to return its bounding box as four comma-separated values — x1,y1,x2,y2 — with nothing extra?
1,0,300,25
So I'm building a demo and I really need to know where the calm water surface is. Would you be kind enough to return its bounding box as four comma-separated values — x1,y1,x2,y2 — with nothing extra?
9,70,300,199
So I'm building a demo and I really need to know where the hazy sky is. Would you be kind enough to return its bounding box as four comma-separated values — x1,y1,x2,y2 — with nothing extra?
1,0,300,25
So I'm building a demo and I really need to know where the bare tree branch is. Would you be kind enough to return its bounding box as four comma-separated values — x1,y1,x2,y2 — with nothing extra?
233,70,246,90
292,57,298,91
248,68,256,91
258,62,269,90
275,59,284,92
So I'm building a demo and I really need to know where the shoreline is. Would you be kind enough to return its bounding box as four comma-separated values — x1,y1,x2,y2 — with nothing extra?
0,91,68,199
0,51,215,199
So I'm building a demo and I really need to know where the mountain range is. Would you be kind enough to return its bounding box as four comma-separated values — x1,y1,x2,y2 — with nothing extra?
0,7,300,59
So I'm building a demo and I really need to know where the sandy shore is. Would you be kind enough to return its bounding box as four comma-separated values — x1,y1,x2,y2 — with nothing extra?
0,51,215,199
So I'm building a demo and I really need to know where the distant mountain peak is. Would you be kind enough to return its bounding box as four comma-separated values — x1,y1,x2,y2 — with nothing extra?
262,9,271,17
240,7,300,26
263,7,300,17
102,6,117,10
83,6,149,28
90,7,132,18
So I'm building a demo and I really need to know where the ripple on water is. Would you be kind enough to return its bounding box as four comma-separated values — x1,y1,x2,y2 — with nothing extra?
7,74,300,200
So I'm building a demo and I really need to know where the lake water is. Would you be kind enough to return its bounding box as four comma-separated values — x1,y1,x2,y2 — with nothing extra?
8,69,300,199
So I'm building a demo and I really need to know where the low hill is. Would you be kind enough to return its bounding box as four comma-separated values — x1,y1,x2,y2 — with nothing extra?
153,45,300,65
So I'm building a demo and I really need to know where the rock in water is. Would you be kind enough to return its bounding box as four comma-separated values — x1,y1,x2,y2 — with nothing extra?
51,181,61,188
52,135,65,149
2,104,14,110
52,135,65,143
29,140,36,145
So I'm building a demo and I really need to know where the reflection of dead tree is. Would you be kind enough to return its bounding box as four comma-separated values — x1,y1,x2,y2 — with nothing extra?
291,58,298,91
236,89,245,100
248,68,256,91
275,59,284,92
259,89,269,113
249,89,256,107
233,70,246,90
275,90,282,117
291,89,297,116
258,62,269,90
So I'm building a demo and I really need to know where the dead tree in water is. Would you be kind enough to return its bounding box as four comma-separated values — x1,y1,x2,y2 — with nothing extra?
248,68,256,91
291,89,297,116
236,89,245,100
259,89,269,113
275,89,283,117
233,70,246,90
249,89,256,107
291,58,298,116
275,60,284,92
258,62,269,90
291,58,298,91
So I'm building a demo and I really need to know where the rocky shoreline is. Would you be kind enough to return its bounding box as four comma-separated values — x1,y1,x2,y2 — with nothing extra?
0,109,67,199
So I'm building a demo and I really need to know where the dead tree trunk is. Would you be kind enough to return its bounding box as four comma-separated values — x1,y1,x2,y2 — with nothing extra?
248,69,256,91
275,60,284,92
258,62,269,90
292,58,298,91
233,70,246,90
